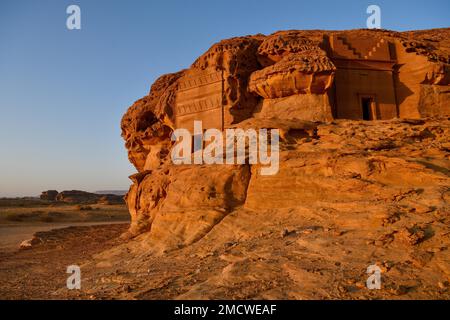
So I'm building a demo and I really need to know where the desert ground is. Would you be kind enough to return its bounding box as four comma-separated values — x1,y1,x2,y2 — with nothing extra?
0,200,129,299
1,118,449,300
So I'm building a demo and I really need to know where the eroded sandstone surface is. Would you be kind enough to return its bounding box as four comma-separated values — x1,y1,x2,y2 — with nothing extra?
100,29,450,299
76,117,449,299
120,28,449,241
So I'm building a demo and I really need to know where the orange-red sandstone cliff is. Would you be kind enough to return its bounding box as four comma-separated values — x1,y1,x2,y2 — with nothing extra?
83,117,450,299
120,28,449,240
88,29,450,299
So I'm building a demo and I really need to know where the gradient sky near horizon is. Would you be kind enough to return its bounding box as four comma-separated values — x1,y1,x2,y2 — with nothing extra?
0,0,449,197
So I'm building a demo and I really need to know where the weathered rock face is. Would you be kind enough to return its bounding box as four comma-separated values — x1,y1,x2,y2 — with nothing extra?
249,32,335,103
120,28,450,250
78,31,450,299
248,38,336,122
248,52,335,98
187,36,264,129
120,73,180,172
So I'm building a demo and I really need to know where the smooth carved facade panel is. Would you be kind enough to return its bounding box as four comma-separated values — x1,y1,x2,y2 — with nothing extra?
329,36,398,120
175,69,224,131
330,36,392,62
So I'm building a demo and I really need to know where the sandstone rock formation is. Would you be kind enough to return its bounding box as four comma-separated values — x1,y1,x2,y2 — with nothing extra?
45,29,447,300
54,190,124,204
55,190,100,203
121,28,449,243
82,117,450,300
112,29,450,299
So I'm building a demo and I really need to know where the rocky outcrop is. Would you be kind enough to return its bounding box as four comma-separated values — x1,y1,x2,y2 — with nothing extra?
249,32,336,99
79,116,450,300
248,52,335,98
189,36,263,127
50,29,449,300
120,28,450,250
54,190,124,204
118,116,449,253
248,40,336,122
56,190,100,203
120,73,179,172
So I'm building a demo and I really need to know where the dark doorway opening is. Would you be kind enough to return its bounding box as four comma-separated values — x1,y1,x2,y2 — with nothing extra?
361,97,374,120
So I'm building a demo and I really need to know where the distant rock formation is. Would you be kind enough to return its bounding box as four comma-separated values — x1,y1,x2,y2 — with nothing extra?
39,190,125,204
40,190,58,201
55,190,101,203
120,28,450,250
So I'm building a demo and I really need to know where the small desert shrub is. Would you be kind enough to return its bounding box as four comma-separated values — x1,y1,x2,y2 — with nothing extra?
5,213,23,221
39,215,54,222
38,211,63,222
28,210,44,218
76,205,93,211
0,199,47,208
46,211,63,217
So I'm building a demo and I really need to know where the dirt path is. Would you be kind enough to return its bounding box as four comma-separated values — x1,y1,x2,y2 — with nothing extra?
0,223,129,299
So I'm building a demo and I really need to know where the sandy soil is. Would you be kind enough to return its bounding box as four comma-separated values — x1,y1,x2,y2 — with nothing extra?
0,201,130,299
0,206,449,300
0,223,129,299
0,202,129,250
0,221,127,252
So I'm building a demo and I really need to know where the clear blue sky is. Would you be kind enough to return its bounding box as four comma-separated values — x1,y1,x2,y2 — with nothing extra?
0,0,449,197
